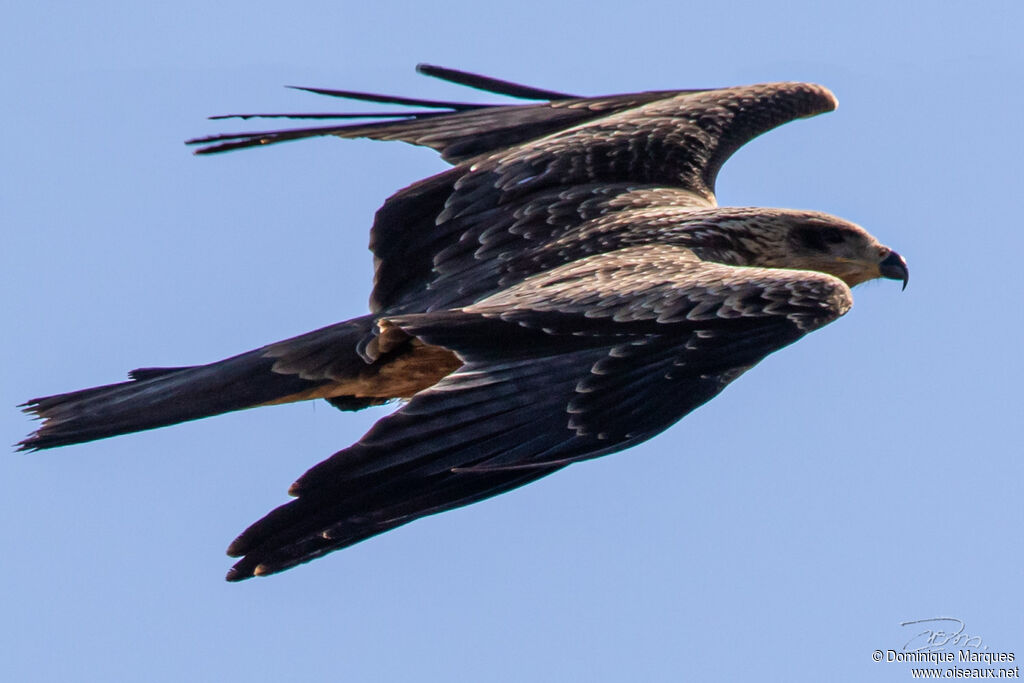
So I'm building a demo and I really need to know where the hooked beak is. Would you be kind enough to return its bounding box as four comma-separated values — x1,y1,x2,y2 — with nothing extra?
879,250,909,290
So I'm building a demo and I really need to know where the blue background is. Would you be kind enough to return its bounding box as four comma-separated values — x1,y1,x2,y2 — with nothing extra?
3,2,1021,681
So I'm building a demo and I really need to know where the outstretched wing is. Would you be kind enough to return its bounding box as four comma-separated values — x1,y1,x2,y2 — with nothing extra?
225,245,851,580
365,79,837,313
185,65,836,314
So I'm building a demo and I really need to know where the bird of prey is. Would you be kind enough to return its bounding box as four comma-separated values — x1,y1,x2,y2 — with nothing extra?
19,65,908,581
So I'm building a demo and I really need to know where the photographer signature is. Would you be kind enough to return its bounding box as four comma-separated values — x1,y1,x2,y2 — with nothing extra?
902,617,985,651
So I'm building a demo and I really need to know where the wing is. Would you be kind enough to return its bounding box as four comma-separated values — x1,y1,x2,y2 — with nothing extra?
185,65,835,315
225,246,852,580
365,79,837,313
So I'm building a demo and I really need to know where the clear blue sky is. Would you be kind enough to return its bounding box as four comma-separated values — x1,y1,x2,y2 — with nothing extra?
3,2,1021,681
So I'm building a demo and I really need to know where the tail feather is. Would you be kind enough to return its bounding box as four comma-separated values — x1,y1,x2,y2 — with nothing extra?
19,316,381,451
19,352,314,451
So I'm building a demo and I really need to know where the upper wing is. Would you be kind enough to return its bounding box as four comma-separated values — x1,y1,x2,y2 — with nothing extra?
365,78,836,313
186,65,836,314
224,246,852,580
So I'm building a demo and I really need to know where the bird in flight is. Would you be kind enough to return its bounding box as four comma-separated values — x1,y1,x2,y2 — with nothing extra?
20,65,908,581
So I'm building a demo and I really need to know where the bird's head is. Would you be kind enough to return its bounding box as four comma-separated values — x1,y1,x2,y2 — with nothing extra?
781,212,908,289
692,209,909,289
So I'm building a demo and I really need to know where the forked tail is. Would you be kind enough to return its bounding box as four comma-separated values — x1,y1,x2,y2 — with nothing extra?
19,315,382,451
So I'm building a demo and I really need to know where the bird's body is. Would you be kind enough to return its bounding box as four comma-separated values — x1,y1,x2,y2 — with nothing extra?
19,65,908,580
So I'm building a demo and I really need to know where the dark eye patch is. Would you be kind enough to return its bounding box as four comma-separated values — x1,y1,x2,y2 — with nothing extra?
821,227,844,244
792,225,845,252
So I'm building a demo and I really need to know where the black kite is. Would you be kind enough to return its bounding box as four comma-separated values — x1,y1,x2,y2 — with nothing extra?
20,65,908,580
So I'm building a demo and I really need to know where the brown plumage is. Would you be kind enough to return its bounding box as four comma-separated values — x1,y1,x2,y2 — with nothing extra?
19,65,908,580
